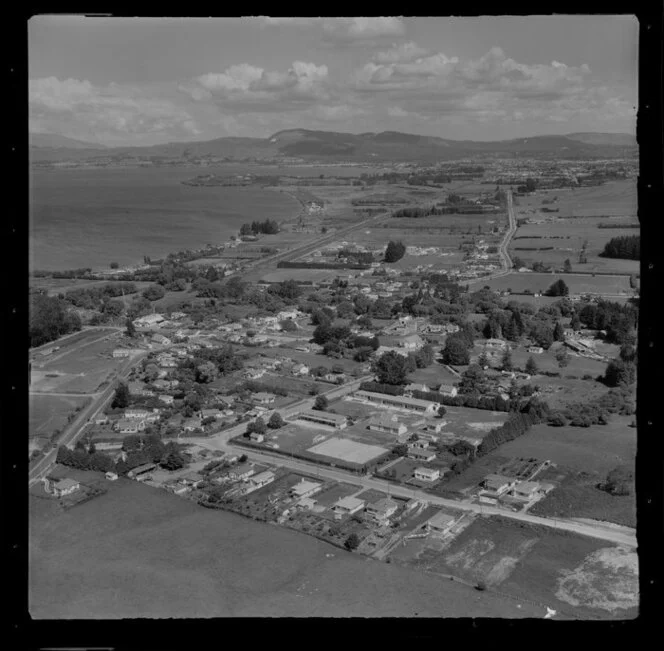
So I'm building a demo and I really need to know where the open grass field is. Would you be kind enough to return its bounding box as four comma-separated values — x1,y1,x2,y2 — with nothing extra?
490,416,636,476
478,272,633,296
259,268,340,284
30,278,152,297
529,472,636,528
439,515,638,619
29,394,91,439
30,475,538,618
31,327,119,357
255,372,329,396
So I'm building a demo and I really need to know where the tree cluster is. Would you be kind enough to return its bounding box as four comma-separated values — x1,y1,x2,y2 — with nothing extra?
600,235,640,260
384,240,406,263
30,294,82,347
240,219,280,236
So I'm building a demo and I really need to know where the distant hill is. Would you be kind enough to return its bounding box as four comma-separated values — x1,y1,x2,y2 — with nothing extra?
29,128,637,163
29,133,107,149
564,132,636,147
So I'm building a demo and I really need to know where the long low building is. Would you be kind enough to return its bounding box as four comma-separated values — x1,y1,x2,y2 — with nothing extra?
354,390,437,414
294,410,348,429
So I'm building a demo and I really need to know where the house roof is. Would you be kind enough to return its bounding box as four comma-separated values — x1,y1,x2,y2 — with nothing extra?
514,481,539,493
415,466,439,475
298,410,347,424
369,497,398,513
483,474,513,489
368,413,401,427
54,478,79,490
291,480,322,494
334,496,365,510
427,511,456,528
251,471,275,483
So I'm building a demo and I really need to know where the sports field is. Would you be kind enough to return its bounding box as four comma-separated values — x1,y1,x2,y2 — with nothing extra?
307,437,389,464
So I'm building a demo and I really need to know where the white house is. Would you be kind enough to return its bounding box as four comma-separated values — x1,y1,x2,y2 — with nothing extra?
414,467,440,482
133,313,165,328
249,470,276,489
408,447,436,463
512,481,541,500
332,496,365,519
367,413,407,436
50,478,80,497
115,418,146,434
364,498,399,524
290,479,322,500
480,474,517,497
425,511,457,534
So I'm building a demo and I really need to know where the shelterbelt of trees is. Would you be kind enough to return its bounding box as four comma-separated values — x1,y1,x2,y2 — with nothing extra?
600,235,640,260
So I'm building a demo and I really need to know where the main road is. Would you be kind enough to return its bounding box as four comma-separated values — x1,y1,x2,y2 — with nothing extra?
465,189,517,287
28,349,152,486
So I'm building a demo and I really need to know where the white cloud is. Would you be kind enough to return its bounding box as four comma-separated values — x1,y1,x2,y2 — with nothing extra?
29,76,200,145
374,41,429,63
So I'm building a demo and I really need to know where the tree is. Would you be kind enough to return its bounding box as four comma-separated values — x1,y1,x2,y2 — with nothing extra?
553,321,566,342
111,382,130,409
458,364,488,396
313,395,328,411
252,417,267,434
372,351,410,385
500,347,513,372
110,261,119,269
144,363,160,381
546,279,569,297
280,319,297,332
142,284,166,301
600,465,633,496
195,361,218,384
268,412,285,429
604,359,636,387
441,338,470,365
563,259,572,273
437,405,447,418
570,313,581,331
88,441,97,455
344,533,360,551
384,240,406,263
555,347,570,369
477,349,490,369
125,318,136,338
161,451,185,471
416,344,435,368
525,356,539,375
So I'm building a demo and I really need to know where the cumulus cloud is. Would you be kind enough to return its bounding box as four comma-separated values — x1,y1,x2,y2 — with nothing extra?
29,76,200,145
257,16,405,45
183,61,332,112
374,41,430,63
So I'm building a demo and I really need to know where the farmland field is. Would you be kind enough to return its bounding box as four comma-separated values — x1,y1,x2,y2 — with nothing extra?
30,475,537,618
29,394,91,439
259,268,340,283
477,272,633,296
489,417,636,475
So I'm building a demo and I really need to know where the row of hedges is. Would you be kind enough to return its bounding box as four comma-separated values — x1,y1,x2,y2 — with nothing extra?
276,261,370,270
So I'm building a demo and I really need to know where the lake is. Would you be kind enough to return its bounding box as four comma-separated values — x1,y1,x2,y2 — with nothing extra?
29,478,538,618
29,167,301,271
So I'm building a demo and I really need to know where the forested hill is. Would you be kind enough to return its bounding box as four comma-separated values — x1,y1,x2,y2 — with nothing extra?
29,128,637,163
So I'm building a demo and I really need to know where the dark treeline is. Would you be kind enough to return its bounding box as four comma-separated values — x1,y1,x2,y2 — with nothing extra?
600,235,640,260
30,293,82,347
277,261,370,270
63,282,137,309
239,219,280,236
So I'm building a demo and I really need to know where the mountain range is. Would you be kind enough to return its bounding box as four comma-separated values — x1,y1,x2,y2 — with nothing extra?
29,128,637,163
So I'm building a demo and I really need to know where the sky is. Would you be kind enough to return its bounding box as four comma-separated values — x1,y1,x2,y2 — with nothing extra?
28,15,638,147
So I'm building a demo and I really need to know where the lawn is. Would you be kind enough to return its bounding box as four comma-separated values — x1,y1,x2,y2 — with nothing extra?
29,394,91,439
408,365,460,388
486,416,636,475
259,268,339,284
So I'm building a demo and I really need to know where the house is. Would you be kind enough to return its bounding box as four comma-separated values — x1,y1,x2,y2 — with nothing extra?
403,382,429,395
408,448,437,463
94,415,109,425
367,413,407,436
199,408,224,420
291,363,310,376
249,432,265,443
527,346,544,354
290,479,322,499
484,338,508,349
52,478,80,497
128,382,154,397
364,497,399,524
152,379,178,390
112,348,131,358
158,394,175,405
354,390,437,414
249,470,276,489
151,333,171,346
182,418,202,432
409,438,430,450
414,467,440,482
252,392,276,405
512,481,540,500
481,474,517,496
436,384,458,398
133,313,165,328
115,418,146,434
127,463,157,479
227,464,255,481
294,410,348,429
332,496,366,518
105,471,118,481
425,511,457,534
419,421,445,435
125,408,152,420
400,334,424,350
179,471,204,488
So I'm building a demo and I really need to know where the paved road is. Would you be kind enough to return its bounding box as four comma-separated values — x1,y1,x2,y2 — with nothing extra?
237,209,393,282
465,189,517,287
180,376,636,548
28,350,150,485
